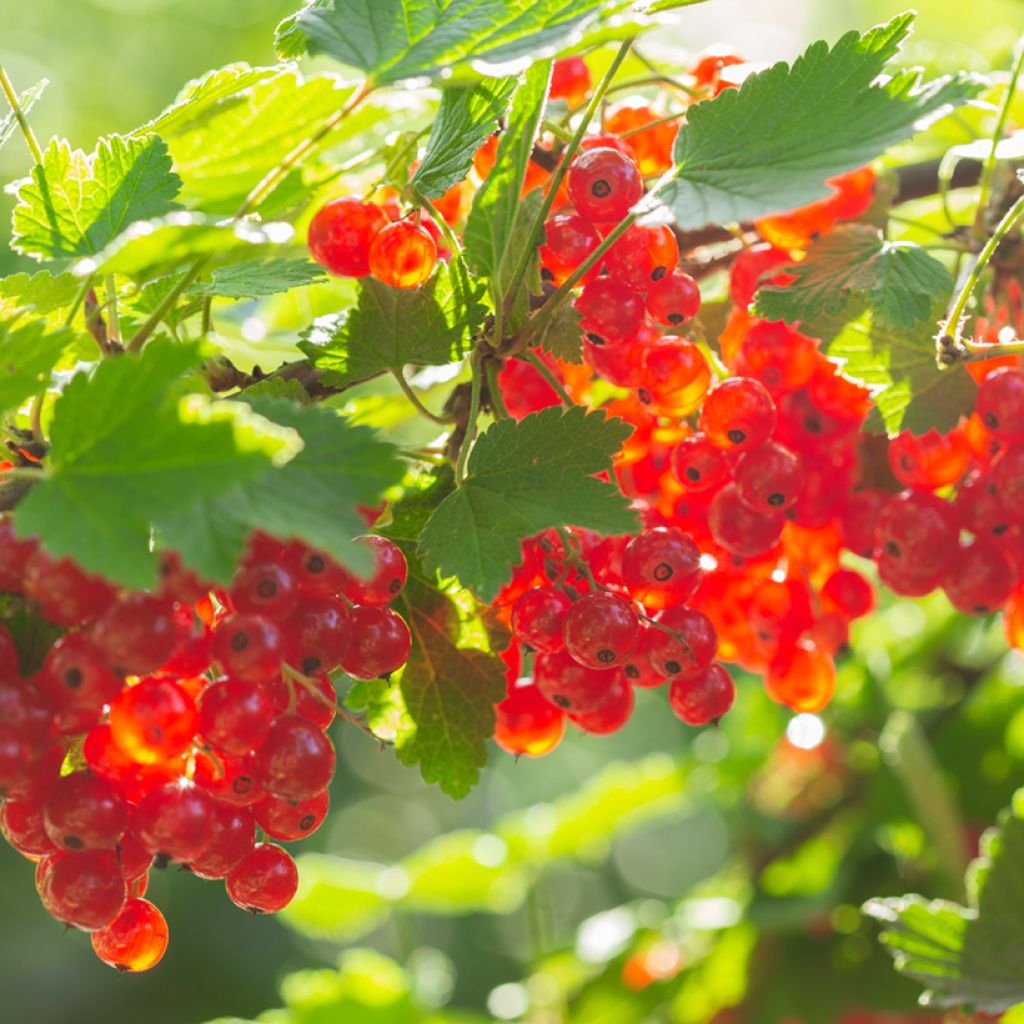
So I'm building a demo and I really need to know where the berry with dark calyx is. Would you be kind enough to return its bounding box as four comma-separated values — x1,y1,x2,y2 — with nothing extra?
255,789,330,842
198,678,275,757
736,321,817,395
212,613,288,683
188,803,257,880
91,898,169,972
339,536,408,606
700,377,777,452
567,146,643,223
109,677,197,765
584,336,648,389
226,842,298,914
37,633,119,732
510,587,573,653
621,626,667,688
956,470,1012,539
283,542,349,598
605,225,679,290
875,489,958,578
622,527,703,610
254,715,335,800
193,752,265,808
90,592,178,676
43,771,128,851
37,849,126,931
734,441,803,513
339,606,411,680
670,435,729,492
977,367,1024,441
668,662,735,726
568,674,635,735
1,798,56,857
134,782,215,862
942,537,1017,615
308,197,388,278
575,277,646,348
540,213,603,286
638,338,711,416
709,483,785,558
22,550,117,626
494,682,565,757
369,220,437,288
888,427,970,491
645,271,702,326
563,592,641,669
229,561,299,618
646,607,717,679
534,650,616,712
282,595,352,675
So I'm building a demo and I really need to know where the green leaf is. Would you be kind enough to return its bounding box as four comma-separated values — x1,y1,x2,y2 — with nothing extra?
824,309,978,435
754,225,953,329
418,406,636,600
276,0,609,84
411,78,517,199
191,258,325,300
300,259,487,387
646,14,983,230
158,397,404,582
534,295,584,363
282,854,390,942
74,213,294,281
345,677,417,747
14,341,292,588
0,271,81,318
11,135,182,261
463,63,550,292
865,787,1024,1014
0,318,74,418
639,0,709,11
0,79,47,154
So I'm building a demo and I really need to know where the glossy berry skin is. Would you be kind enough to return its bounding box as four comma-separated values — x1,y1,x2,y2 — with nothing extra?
765,644,836,713
709,483,785,558
550,56,591,106
369,220,437,288
308,197,388,278
585,337,647,388
109,677,197,765
567,147,643,223
821,569,875,621
38,633,121,735
510,587,572,653
575,278,645,347
730,243,794,308
605,225,679,291
22,550,117,626
992,445,1024,513
0,679,55,757
255,715,335,800
193,753,265,808
43,772,128,851
942,538,1017,615
91,898,169,972
0,799,55,857
605,101,677,175
0,624,18,680
188,803,257,880
540,213,602,286
638,339,711,415
134,782,215,862
668,662,735,726
116,827,154,882
875,490,958,578
0,515,37,592
265,672,336,730
283,543,349,597
645,607,717,679
282,596,352,675
340,606,411,680
494,683,565,756
339,536,408,606
226,843,298,914
90,592,178,676
568,675,635,735
840,490,888,558
888,428,970,491
212,613,288,684
644,271,701,326
534,650,616,712
198,678,275,757
734,441,803,513
37,849,126,931
563,592,641,669
700,377,777,452
255,789,330,842
229,561,299,619
622,527,703,610
736,321,817,395
671,435,729,492
977,367,1024,441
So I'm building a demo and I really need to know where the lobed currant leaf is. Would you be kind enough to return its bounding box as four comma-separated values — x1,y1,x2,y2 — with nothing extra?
275,0,609,83
11,135,182,261
865,786,1024,1014
0,270,81,320
533,297,585,364
645,14,983,230
754,224,953,329
0,317,75,419
300,258,487,387
418,406,636,600
190,258,325,300
412,77,517,199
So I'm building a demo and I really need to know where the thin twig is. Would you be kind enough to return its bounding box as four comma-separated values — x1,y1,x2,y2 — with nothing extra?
0,66,44,163
391,369,452,425
522,350,575,407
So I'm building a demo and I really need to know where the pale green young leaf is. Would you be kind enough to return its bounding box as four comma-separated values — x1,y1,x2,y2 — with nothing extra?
11,135,181,261
646,14,983,230
412,77,517,198
418,406,636,600
300,258,486,387
0,318,75,418
753,224,953,329
276,0,609,83
191,258,325,300
0,79,47,154
639,0,710,10
0,271,80,318
533,288,584,363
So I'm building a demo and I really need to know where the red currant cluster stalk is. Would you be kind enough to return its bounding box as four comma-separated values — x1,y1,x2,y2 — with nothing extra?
0,521,410,971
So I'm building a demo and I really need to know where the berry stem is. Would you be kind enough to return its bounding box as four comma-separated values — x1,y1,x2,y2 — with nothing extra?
390,369,453,425
126,260,208,353
521,350,575,407
484,361,509,420
281,663,382,742
455,350,483,485
412,190,463,257
0,65,44,164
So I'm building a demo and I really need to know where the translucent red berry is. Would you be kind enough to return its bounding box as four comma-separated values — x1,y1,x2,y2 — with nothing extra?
622,527,703,610
550,56,591,106
575,277,645,348
212,613,288,683
339,536,408,606
282,595,352,675
229,561,299,618
134,782,215,862
563,592,640,669
567,147,643,223
188,803,257,880
709,483,784,558
254,715,335,800
977,367,1024,441
22,550,117,626
308,197,388,278
941,537,1017,615
369,220,438,288
734,441,803,513
255,789,330,842
534,650,616,712
568,674,635,735
671,435,729,492
91,897,169,972
605,225,679,291
37,849,126,931
43,771,128,851
109,677,197,765
540,213,602,286
700,377,777,452
90,592,178,676
669,662,735,725
510,587,572,653
645,271,701,326
1,798,55,857
226,842,298,914
765,644,836,713
339,606,411,680
494,683,565,757
645,607,717,679
198,678,275,757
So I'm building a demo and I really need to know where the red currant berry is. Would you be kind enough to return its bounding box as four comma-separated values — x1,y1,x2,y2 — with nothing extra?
568,674,634,735
0,515,37,592
638,338,711,416
821,569,875,621
540,213,602,286
977,367,1024,441
605,225,679,291
212,613,288,683
134,782,215,862
840,490,888,559
510,587,573,653
574,277,645,348
668,662,735,726
567,147,643,223
91,897,168,972
875,490,958,578
308,197,388,278
709,483,784,558
0,798,55,857
644,271,701,326
734,441,803,513
43,771,128,851
729,243,794,309
671,435,729,492
226,842,298,914
198,678,275,757
534,650,616,712
550,56,592,106
339,605,411,680
339,536,408,606
282,595,352,675
888,428,970,490
563,592,640,669
584,336,649,389
38,633,121,727
942,537,1017,615
255,715,335,800
765,644,836,713
265,672,337,730
736,321,817,394
255,789,330,842
37,849,126,931
0,678,55,752
22,550,117,626
369,220,437,288
229,561,299,618
700,377,777,452
188,803,257,880
494,683,565,757
621,626,666,688
622,527,703,610
90,592,178,676
193,752,265,807
646,607,717,679
992,445,1024,514
109,678,197,765
283,542,349,597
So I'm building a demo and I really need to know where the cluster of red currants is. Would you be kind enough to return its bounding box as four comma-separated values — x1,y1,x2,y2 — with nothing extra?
0,520,410,971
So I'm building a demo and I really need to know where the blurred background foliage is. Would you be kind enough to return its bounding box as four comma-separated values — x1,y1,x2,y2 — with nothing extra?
3,1,1024,1023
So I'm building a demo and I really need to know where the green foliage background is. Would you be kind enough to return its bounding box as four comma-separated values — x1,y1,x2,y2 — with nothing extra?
1,2,1023,1023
